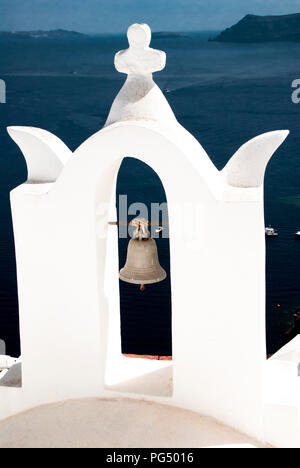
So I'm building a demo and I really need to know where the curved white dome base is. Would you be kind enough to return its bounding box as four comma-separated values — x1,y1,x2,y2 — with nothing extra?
0,398,267,449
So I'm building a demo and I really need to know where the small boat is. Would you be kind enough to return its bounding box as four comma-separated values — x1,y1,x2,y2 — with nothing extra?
163,88,170,94
295,231,300,239
265,226,278,237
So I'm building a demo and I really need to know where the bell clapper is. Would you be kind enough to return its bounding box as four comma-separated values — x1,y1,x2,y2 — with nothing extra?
140,284,146,292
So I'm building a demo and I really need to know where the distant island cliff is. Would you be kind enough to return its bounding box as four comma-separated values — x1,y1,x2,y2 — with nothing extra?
212,13,300,43
0,29,87,40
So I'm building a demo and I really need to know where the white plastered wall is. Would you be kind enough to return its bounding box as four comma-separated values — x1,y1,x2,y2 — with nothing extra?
0,120,273,442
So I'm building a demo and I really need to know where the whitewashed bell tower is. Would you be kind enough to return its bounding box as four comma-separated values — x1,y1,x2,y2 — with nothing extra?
0,23,297,447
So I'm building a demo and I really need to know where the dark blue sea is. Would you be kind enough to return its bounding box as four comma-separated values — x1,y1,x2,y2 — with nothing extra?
0,31,300,357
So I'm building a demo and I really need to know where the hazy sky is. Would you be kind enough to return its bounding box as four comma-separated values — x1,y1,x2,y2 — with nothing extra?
1,0,300,33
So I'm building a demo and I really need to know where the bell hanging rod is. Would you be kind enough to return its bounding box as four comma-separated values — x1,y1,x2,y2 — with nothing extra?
108,221,168,226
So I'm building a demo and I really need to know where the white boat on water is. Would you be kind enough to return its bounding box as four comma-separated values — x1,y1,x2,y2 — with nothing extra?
295,231,300,239
265,226,278,237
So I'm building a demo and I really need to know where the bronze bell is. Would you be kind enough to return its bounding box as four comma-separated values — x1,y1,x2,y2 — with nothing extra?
119,218,167,291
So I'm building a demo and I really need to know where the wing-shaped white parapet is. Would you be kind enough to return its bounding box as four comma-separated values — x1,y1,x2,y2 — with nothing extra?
7,126,72,183
222,130,289,188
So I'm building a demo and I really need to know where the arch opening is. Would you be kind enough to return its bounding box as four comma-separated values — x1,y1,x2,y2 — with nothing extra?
102,156,173,397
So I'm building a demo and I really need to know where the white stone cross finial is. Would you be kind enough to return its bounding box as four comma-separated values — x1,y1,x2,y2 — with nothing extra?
115,24,166,76
105,23,177,126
